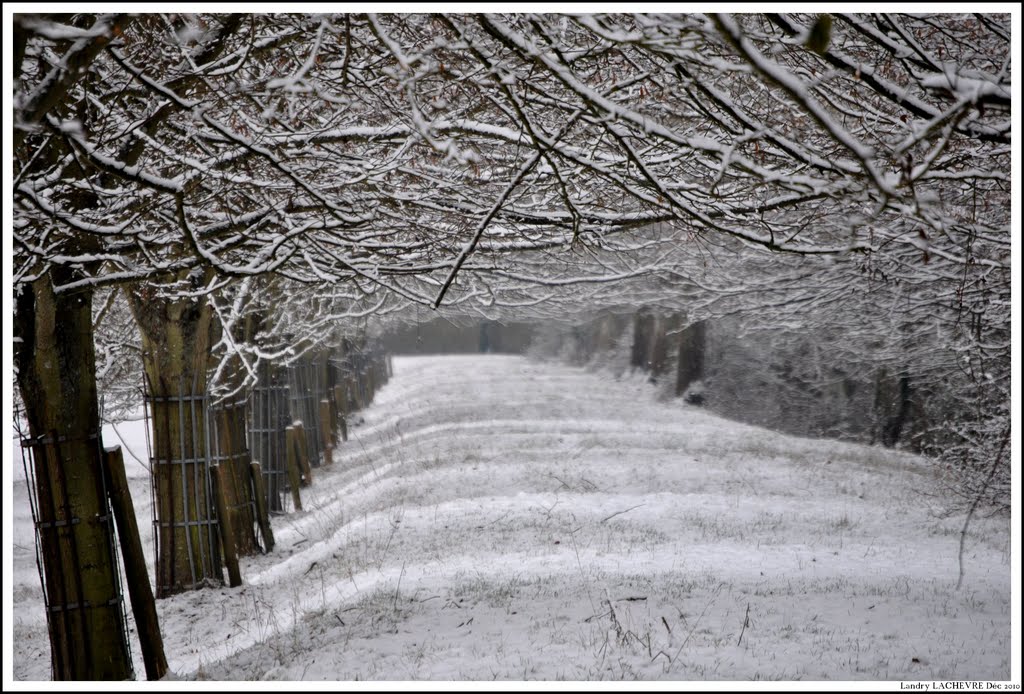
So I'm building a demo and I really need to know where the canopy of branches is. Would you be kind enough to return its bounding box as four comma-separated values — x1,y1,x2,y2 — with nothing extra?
11,13,1011,454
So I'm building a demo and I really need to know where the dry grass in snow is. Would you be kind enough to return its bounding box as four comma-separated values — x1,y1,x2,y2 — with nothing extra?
9,355,1013,682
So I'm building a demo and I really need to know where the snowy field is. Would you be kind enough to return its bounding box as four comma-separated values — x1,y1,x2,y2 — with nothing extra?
9,355,1013,682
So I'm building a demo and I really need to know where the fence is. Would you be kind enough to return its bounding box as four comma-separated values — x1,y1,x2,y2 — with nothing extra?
248,362,290,513
287,358,325,468
17,420,134,679
142,374,222,597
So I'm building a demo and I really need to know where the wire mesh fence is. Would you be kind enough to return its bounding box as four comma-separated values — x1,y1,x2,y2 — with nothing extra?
248,362,290,514
288,357,325,468
142,373,222,597
15,416,134,679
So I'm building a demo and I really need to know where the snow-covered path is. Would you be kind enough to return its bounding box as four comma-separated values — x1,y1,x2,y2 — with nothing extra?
10,355,1012,681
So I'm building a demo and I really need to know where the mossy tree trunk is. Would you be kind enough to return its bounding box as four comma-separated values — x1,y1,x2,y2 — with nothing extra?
14,269,133,680
127,280,222,597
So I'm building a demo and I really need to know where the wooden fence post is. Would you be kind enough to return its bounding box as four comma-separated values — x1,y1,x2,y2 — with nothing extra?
334,384,348,442
344,379,352,420
283,426,304,510
248,462,274,552
103,446,168,680
319,399,334,465
213,406,258,556
210,465,242,588
675,320,706,398
327,372,339,440
293,423,313,484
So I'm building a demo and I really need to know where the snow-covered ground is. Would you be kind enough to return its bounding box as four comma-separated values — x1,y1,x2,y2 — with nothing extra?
9,355,1013,681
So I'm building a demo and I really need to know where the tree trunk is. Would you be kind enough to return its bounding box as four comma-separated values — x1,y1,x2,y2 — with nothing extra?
649,313,680,382
14,271,133,680
594,313,616,354
675,320,706,398
631,310,655,371
874,369,913,447
127,283,222,597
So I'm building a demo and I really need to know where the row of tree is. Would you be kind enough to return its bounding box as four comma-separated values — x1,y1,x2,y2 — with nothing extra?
530,303,1009,518
11,12,1010,679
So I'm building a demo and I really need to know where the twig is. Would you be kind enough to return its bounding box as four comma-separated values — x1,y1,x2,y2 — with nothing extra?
737,602,751,646
478,510,512,528
605,595,624,644
378,521,398,571
601,503,645,523
393,560,406,610
651,649,672,665
672,583,723,662
569,522,595,613
957,426,1009,590
548,474,572,490
109,420,152,473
